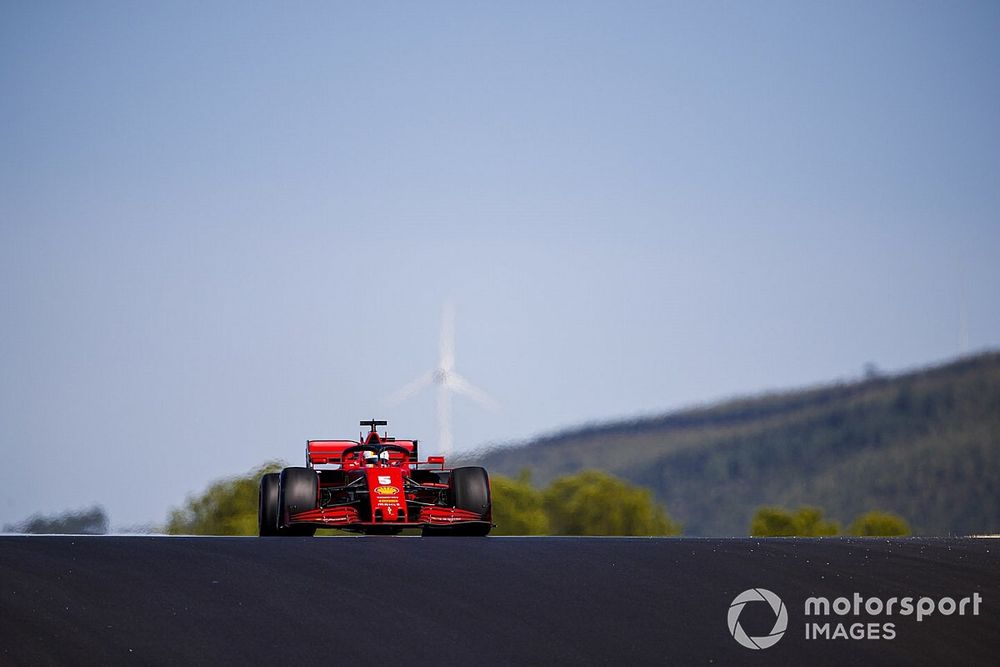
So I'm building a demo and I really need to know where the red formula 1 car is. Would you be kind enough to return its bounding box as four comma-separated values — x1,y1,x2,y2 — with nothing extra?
259,420,492,537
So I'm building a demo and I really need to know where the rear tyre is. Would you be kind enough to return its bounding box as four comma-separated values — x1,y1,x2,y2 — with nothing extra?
278,467,318,537
258,473,280,537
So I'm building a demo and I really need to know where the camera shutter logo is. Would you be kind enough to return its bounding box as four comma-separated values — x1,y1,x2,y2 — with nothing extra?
728,588,788,650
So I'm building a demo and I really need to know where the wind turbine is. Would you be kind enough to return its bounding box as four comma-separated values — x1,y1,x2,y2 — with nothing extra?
384,302,498,455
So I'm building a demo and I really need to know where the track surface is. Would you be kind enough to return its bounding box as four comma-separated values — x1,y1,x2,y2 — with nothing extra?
0,536,997,665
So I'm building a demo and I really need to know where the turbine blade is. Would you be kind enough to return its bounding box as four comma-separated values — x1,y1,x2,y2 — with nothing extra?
383,370,435,406
445,372,500,411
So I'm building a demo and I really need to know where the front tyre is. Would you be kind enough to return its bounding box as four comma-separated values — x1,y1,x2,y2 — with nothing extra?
450,466,491,519
421,467,491,537
278,467,318,537
258,473,280,537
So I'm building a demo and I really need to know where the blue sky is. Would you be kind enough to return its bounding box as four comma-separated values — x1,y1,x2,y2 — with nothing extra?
2,1,999,527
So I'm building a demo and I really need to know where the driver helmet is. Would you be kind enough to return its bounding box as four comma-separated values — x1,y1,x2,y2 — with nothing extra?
379,450,390,465
363,450,378,466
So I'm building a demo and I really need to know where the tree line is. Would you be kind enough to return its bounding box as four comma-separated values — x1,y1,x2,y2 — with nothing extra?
162,463,909,537
750,505,909,537
3,505,109,535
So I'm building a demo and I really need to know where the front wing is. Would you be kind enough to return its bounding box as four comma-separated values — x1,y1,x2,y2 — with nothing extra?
289,505,488,528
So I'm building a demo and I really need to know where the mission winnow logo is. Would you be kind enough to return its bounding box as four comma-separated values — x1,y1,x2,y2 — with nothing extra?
728,588,984,649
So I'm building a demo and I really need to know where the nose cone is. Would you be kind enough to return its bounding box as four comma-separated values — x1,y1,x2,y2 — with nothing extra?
366,467,407,523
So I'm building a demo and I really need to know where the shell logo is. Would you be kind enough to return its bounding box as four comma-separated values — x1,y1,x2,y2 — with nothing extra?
374,486,399,496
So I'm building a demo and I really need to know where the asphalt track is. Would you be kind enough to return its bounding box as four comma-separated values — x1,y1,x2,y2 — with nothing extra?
0,536,997,666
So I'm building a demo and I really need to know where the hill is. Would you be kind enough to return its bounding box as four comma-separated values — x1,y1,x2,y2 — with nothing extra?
467,352,1000,536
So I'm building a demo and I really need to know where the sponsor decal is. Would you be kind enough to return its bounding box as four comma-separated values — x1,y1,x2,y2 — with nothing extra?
374,486,399,496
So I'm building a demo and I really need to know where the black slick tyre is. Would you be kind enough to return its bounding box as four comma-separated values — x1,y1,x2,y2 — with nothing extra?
450,466,491,517
278,467,318,537
258,473,280,537
420,466,491,537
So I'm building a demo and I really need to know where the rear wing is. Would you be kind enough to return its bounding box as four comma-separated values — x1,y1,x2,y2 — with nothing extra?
306,439,419,466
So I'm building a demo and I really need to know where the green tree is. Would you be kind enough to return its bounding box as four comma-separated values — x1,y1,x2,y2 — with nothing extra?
750,505,840,537
750,506,798,536
543,469,681,536
491,470,550,535
849,511,911,536
166,461,283,535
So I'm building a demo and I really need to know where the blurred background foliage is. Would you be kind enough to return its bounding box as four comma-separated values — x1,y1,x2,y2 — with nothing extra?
166,461,283,536
750,506,841,537
540,470,680,536
3,505,109,535
490,470,551,535
750,506,910,537
848,510,911,537
471,353,1000,536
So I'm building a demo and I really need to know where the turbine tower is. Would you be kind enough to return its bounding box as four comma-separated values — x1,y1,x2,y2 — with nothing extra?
384,302,498,455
